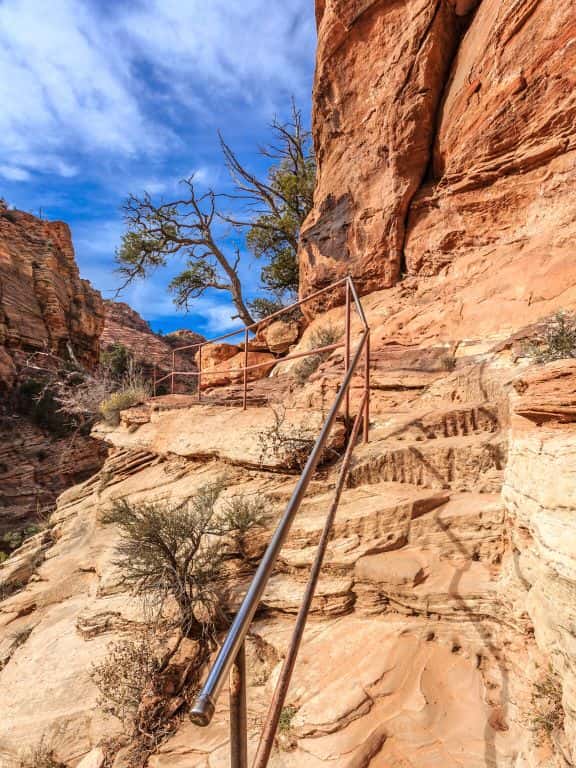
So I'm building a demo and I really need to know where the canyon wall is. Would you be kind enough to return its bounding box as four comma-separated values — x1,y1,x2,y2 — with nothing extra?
0,204,104,385
301,0,576,314
0,207,106,544
101,301,203,389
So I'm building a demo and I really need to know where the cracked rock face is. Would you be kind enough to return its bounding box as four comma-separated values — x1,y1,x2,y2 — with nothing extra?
299,0,479,305
300,0,576,318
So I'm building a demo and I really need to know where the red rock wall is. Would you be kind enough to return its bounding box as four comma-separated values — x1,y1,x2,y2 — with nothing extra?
0,206,104,384
301,0,576,315
0,207,106,540
300,0,479,303
406,0,576,277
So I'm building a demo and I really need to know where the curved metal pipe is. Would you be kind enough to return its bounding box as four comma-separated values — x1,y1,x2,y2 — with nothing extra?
189,329,368,727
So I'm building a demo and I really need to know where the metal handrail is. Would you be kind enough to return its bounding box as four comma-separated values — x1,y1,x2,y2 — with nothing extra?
189,277,370,767
152,276,353,407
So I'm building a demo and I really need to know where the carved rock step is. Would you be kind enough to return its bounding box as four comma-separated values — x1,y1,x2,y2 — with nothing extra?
258,487,504,617
376,402,501,442
279,488,504,573
349,433,506,493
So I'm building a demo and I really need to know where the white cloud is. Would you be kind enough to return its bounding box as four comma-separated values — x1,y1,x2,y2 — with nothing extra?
0,0,315,176
0,164,31,181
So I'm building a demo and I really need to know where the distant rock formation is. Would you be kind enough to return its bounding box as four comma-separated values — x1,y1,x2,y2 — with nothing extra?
101,300,205,391
0,203,104,386
0,206,106,543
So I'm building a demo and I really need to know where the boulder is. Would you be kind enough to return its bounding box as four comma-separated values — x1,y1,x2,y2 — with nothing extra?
201,350,276,388
263,319,299,354
198,342,241,372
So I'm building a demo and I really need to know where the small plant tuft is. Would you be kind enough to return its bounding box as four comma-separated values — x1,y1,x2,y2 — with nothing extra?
223,495,267,559
278,704,298,733
524,311,576,363
17,736,65,768
91,634,161,731
258,405,316,472
99,384,149,426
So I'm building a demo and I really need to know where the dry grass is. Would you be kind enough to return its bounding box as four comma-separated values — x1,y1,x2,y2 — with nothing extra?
530,668,564,741
17,737,65,768
99,384,149,426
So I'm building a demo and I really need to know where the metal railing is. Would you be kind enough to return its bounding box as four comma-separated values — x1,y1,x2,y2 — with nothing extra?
152,276,367,415
186,276,370,767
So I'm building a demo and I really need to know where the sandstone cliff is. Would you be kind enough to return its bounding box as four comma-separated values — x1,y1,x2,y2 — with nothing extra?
0,207,106,547
0,203,104,385
301,0,576,316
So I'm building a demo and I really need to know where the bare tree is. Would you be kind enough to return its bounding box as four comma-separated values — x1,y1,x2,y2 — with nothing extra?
117,181,254,325
115,102,315,323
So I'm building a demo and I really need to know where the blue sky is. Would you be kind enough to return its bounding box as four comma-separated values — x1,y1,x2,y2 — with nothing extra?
0,0,316,336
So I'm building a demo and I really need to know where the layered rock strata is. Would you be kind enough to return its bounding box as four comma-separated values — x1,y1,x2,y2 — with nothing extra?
0,205,104,380
0,208,105,543
101,301,204,391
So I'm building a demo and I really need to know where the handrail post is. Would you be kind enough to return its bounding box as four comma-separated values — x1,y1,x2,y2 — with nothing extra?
243,329,249,411
198,346,202,402
344,279,351,426
171,351,175,395
229,642,248,768
364,330,370,443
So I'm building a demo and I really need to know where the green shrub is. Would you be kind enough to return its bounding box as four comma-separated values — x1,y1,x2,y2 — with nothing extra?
99,385,149,425
525,311,576,363
101,481,262,638
100,343,133,382
294,325,342,385
278,704,298,733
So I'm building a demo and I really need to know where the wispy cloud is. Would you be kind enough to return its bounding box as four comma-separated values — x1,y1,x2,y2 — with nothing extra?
0,0,315,335
0,164,31,181
0,0,315,175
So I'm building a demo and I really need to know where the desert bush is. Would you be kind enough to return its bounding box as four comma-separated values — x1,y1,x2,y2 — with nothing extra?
91,634,161,731
530,668,564,740
2,524,41,554
17,352,114,435
525,311,576,363
102,481,262,638
99,384,149,426
100,342,133,382
223,494,267,559
294,325,341,385
258,405,317,472
17,736,65,768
